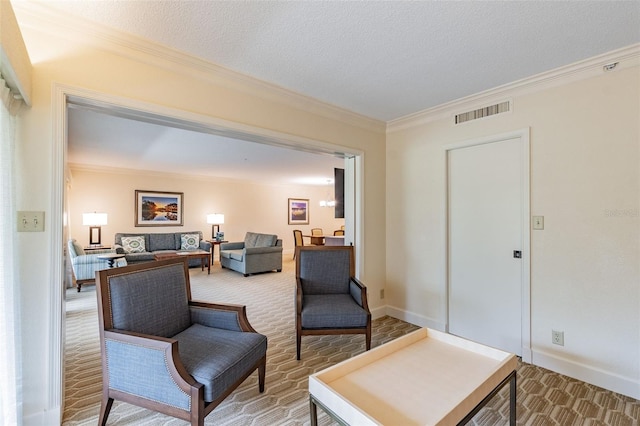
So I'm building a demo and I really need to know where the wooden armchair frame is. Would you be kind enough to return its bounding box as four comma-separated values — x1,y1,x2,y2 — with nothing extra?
295,246,371,360
96,258,266,426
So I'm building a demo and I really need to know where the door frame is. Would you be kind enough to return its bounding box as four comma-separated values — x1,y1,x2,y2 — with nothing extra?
49,82,365,417
444,128,531,362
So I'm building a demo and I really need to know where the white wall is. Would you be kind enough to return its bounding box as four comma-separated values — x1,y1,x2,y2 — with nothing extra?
14,17,386,424
68,167,345,254
386,63,640,399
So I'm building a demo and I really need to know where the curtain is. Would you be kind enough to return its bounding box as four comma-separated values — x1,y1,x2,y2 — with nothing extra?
0,77,22,425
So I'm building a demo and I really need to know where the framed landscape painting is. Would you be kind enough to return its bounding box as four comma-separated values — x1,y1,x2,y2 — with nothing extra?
135,190,184,226
288,198,309,225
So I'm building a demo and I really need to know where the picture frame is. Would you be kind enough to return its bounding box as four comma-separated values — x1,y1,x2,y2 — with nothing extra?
288,198,309,225
135,190,184,227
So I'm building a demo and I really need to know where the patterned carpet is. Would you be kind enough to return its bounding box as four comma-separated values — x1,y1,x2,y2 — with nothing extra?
62,258,639,425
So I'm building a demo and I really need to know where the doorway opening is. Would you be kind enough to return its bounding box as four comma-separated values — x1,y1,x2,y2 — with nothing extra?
51,83,364,414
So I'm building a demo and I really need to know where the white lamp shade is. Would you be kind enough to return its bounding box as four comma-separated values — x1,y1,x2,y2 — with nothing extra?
82,212,108,226
206,213,225,224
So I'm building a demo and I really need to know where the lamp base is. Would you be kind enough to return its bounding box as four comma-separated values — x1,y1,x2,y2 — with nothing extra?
89,226,102,246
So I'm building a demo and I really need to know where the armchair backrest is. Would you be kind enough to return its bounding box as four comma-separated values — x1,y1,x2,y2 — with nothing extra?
96,259,192,338
67,239,84,258
296,246,354,295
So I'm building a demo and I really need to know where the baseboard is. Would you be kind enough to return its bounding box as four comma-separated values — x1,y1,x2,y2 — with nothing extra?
385,305,445,331
532,349,640,400
24,405,61,426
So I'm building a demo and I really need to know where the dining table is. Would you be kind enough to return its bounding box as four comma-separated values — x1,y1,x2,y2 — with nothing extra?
303,234,325,245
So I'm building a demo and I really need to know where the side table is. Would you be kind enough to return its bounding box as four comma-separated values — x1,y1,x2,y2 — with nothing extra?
206,240,228,265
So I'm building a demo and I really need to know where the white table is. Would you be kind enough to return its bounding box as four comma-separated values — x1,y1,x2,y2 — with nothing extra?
324,236,345,246
309,328,517,425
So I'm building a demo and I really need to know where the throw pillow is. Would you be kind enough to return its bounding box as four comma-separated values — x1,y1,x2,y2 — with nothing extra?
121,236,146,253
180,233,200,251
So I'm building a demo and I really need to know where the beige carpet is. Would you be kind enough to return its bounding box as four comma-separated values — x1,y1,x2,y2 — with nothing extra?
62,258,639,425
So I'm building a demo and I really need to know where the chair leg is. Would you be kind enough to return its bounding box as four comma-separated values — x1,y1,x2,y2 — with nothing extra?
296,333,302,360
366,327,372,351
98,396,114,426
258,357,266,393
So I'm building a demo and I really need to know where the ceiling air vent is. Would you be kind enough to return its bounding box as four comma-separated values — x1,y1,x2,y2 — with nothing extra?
455,101,510,124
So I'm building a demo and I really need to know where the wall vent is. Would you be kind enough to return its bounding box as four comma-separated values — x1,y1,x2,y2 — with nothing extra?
455,101,510,124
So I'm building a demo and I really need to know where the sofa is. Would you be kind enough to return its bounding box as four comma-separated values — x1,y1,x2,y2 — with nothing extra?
220,232,283,277
114,231,211,267
68,239,127,292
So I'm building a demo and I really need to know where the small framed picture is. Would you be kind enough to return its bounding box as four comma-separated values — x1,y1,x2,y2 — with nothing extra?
135,190,184,226
288,198,309,225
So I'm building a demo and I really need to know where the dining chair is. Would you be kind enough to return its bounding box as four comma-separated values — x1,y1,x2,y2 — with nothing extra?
333,229,345,236
311,228,323,236
292,229,304,259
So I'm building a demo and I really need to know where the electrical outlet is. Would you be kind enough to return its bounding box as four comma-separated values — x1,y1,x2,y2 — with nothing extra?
533,216,544,230
552,330,564,346
380,289,385,299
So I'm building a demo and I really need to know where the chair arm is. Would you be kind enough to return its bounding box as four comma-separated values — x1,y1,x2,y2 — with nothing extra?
220,242,244,251
189,301,257,333
244,246,283,255
102,330,201,410
199,240,212,252
71,251,116,265
295,278,303,315
349,277,369,311
114,244,125,254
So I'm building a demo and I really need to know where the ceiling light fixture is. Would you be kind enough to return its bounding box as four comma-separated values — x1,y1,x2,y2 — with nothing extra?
319,180,336,207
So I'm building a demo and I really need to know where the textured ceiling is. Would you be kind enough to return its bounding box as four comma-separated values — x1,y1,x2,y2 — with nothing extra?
12,1,640,184
21,0,640,121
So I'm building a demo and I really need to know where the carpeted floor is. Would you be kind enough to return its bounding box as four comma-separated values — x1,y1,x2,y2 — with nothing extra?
62,258,639,425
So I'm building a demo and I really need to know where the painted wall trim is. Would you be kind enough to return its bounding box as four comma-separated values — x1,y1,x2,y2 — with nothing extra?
388,43,640,132
533,350,640,400
12,2,384,134
386,306,445,331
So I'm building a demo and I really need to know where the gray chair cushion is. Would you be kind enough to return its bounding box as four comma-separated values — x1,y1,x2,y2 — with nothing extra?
301,294,368,329
255,234,276,247
244,232,259,248
174,324,267,402
108,263,191,337
299,250,351,295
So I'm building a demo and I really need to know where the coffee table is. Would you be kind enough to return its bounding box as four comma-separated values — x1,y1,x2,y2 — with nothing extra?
309,328,517,425
154,250,211,274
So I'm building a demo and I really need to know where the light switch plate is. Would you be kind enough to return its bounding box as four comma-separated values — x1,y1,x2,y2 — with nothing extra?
17,211,45,232
532,215,544,230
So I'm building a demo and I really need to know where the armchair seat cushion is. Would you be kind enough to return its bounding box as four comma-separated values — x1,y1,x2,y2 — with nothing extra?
301,294,369,329
173,324,267,402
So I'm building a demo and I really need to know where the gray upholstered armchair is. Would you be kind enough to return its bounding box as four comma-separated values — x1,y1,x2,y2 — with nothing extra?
96,258,267,425
295,246,371,360
220,232,283,277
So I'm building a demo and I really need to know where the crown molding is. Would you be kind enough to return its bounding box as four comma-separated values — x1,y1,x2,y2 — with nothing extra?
387,43,640,133
13,2,385,134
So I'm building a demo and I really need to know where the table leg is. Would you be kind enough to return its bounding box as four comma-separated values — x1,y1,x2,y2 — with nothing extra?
309,397,318,426
510,371,517,425
107,259,115,268
206,254,210,274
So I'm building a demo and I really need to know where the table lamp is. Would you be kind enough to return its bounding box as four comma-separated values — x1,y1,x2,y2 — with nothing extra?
206,213,224,240
82,212,108,246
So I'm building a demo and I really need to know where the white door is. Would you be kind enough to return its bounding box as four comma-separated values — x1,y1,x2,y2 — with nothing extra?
447,134,529,356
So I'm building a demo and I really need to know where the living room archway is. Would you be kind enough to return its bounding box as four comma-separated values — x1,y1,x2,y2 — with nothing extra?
51,83,365,413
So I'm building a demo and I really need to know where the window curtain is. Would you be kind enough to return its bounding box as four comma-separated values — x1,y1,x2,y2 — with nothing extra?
0,77,22,425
